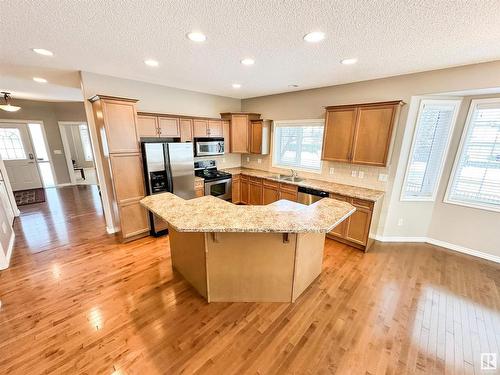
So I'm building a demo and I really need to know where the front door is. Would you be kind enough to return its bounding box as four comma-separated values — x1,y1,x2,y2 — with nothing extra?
0,123,42,191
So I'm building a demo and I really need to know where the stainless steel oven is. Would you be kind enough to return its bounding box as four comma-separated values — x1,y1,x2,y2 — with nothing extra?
194,137,224,156
205,177,232,200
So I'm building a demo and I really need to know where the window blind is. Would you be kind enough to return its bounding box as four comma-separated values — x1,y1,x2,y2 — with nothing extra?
448,101,500,210
273,121,324,171
402,100,459,200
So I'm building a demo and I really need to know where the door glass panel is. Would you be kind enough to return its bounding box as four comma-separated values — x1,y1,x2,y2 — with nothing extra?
28,123,49,161
0,128,27,160
210,182,226,196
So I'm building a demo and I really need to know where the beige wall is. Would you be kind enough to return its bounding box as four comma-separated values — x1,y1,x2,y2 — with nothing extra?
0,99,87,185
242,60,500,258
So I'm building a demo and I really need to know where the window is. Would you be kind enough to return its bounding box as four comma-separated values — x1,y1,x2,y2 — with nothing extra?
401,99,461,201
446,99,500,212
0,128,27,160
272,120,324,172
79,124,93,161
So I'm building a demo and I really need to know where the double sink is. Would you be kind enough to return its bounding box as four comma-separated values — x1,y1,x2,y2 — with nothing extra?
270,174,305,183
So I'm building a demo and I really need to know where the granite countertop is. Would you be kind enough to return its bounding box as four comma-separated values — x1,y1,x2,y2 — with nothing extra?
140,193,355,234
223,167,384,202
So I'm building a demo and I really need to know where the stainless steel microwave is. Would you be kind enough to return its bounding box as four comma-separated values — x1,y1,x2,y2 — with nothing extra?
194,137,224,157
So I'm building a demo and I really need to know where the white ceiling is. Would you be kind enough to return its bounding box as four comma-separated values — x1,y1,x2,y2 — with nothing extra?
1,0,500,101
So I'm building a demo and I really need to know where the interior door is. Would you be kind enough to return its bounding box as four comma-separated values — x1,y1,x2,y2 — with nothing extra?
0,123,42,191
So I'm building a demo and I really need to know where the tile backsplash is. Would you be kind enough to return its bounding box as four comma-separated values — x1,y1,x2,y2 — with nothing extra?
195,153,242,169
241,154,389,191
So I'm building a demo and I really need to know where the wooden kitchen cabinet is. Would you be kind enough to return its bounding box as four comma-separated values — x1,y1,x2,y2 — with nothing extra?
327,193,377,251
137,115,159,138
231,175,241,203
249,120,270,155
278,183,298,202
263,180,279,204
180,118,193,142
90,95,149,242
193,119,209,137
220,113,261,153
222,120,230,153
322,101,403,166
194,178,204,197
240,175,249,204
208,120,223,137
158,117,180,137
249,177,263,205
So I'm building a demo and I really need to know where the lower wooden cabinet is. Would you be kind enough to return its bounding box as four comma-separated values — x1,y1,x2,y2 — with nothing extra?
278,183,298,202
231,175,241,203
263,180,279,204
249,178,263,205
327,193,376,251
119,200,150,240
194,178,204,197
240,176,249,204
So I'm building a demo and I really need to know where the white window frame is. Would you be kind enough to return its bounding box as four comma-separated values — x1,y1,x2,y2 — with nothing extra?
444,98,500,212
400,99,462,202
271,119,324,174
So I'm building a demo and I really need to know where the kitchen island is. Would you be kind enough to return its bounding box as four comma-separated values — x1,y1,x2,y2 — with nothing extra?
141,193,355,302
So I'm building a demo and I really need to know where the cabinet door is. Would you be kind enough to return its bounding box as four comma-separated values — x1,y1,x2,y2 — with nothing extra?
119,200,150,239
351,105,397,166
102,100,139,153
222,120,231,153
279,190,297,202
109,153,145,203
137,115,159,138
249,182,263,205
158,117,180,137
250,121,263,154
240,177,249,204
208,120,223,137
231,175,241,203
180,119,193,142
230,115,249,153
345,205,372,246
328,193,348,237
263,186,279,205
322,108,357,162
193,120,208,137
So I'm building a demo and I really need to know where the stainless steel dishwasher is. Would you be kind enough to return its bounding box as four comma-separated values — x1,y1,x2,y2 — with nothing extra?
297,186,329,205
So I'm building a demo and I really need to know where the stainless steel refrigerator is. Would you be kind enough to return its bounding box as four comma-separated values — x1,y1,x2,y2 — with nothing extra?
141,141,195,236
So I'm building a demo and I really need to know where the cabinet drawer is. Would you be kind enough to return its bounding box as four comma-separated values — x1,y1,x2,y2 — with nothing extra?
330,193,347,201
249,176,262,184
279,183,298,192
352,198,373,211
263,179,279,188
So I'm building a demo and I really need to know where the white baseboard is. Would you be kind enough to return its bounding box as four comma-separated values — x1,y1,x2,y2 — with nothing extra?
0,231,15,270
374,235,500,264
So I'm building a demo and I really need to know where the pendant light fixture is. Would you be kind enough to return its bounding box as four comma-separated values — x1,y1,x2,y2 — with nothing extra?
0,92,21,112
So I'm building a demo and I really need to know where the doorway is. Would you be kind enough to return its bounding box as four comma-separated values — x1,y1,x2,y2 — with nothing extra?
58,122,97,185
0,121,56,190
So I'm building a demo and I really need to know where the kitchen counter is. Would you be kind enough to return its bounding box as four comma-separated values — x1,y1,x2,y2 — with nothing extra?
140,193,355,303
223,167,384,202
141,192,354,233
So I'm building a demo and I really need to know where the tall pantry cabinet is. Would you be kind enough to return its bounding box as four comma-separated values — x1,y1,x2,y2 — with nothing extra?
89,95,149,242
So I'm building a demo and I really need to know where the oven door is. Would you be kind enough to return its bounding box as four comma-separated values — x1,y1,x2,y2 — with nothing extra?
195,140,224,156
205,178,232,200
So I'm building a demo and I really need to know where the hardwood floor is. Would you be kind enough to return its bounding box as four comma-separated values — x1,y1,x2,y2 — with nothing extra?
0,186,499,374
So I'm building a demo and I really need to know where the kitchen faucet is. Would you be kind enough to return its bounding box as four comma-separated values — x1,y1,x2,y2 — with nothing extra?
290,169,298,178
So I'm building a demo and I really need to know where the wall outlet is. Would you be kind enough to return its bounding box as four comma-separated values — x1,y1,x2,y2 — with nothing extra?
246,157,250,162
378,173,388,182
329,167,335,175
358,171,364,179
257,158,262,164
351,170,357,177
53,149,63,155
397,218,404,226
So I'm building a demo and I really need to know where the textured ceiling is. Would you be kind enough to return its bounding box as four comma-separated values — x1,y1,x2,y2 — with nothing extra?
1,0,500,100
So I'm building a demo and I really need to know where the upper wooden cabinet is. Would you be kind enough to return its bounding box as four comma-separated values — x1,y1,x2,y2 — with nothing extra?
98,98,140,153
158,117,180,137
322,101,403,166
249,120,270,155
221,113,261,153
208,120,223,137
193,119,209,137
180,118,193,142
137,115,159,138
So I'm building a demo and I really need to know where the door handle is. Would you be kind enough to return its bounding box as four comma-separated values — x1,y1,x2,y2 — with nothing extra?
29,153,34,160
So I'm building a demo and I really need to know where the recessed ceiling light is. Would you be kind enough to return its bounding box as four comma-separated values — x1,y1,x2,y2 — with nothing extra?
32,48,53,56
232,83,241,89
341,58,358,65
33,77,47,83
144,59,159,67
240,58,255,66
303,31,325,43
186,32,206,42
